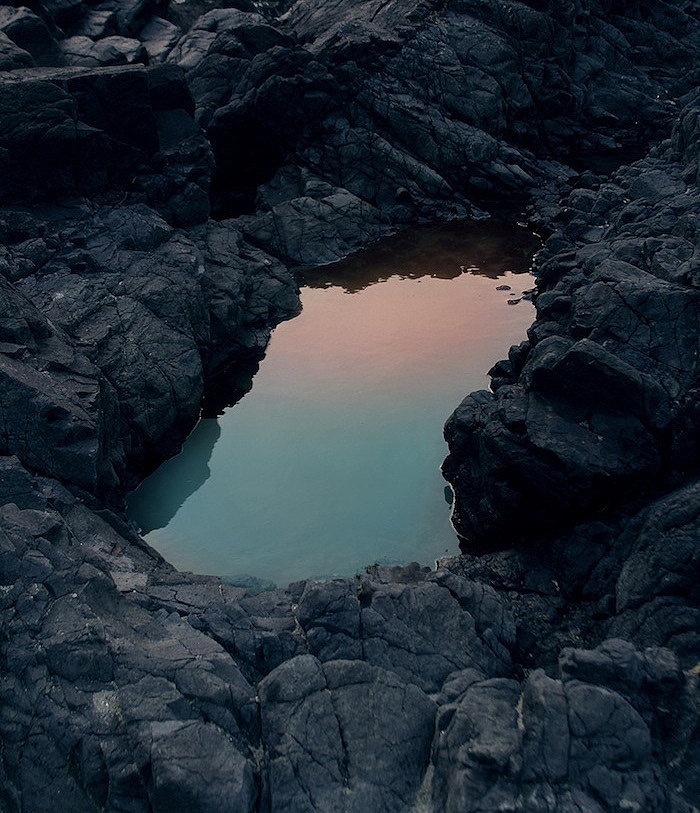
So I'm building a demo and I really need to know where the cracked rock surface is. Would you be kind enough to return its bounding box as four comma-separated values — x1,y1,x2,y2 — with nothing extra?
0,0,698,810
445,93,700,546
443,91,700,678
2,456,697,811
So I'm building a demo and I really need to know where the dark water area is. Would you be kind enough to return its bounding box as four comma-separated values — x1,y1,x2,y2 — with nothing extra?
128,221,539,588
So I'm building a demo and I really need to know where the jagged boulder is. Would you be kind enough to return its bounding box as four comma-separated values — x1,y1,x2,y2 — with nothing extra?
444,94,700,543
0,64,211,224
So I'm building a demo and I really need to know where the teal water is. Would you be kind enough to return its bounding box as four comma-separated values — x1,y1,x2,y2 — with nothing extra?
128,221,538,587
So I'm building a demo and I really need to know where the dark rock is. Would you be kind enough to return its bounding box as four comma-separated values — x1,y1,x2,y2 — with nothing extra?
0,64,211,221
432,676,522,811
259,655,436,812
432,641,692,813
149,722,257,813
240,175,388,265
166,0,698,225
0,29,34,69
95,0,165,38
0,275,120,498
608,480,700,663
0,71,82,197
0,460,261,811
35,0,84,28
73,7,118,39
295,568,514,692
140,15,180,62
59,34,148,67
0,6,60,66
164,0,256,37
0,2,698,811
3,206,298,490
444,97,700,544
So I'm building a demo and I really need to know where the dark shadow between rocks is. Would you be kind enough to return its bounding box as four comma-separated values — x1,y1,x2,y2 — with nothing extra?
127,417,222,532
127,350,269,531
200,351,263,418
209,114,288,218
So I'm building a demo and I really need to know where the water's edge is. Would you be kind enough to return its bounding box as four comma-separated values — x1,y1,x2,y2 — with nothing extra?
128,220,540,587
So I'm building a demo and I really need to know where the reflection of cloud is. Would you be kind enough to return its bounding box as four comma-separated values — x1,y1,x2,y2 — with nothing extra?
127,419,222,533
300,220,540,293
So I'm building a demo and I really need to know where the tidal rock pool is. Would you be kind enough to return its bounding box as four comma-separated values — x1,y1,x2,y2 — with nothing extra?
128,221,539,587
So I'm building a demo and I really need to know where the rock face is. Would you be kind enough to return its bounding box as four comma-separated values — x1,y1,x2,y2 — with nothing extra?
0,0,698,811
444,97,700,544
442,94,700,682
1,457,696,811
177,0,698,255
3,205,299,496
0,64,212,223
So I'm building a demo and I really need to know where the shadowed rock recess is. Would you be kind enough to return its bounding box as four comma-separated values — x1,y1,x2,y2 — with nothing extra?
0,0,698,810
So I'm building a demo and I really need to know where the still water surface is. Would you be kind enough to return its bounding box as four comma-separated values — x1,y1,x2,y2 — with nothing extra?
128,222,539,587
